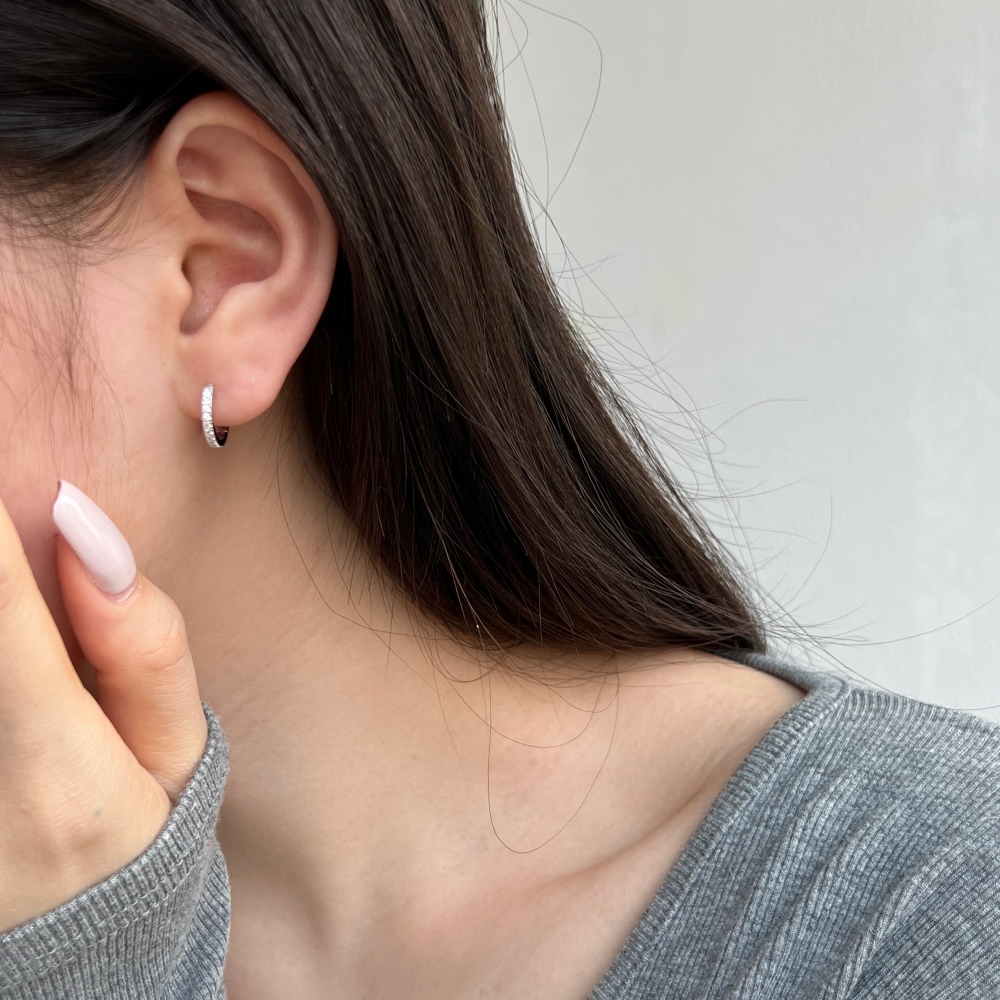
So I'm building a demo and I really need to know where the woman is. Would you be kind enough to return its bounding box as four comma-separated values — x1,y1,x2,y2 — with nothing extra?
0,1,997,997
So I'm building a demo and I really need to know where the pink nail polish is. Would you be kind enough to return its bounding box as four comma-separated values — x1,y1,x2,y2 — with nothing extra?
52,480,137,597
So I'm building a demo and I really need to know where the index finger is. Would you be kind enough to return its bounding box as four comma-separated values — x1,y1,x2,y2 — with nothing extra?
0,492,89,735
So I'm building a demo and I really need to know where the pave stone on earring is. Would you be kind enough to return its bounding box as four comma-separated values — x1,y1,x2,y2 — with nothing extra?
201,384,229,448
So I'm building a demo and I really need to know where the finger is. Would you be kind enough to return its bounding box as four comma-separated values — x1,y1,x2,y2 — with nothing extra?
0,489,84,734
53,481,208,802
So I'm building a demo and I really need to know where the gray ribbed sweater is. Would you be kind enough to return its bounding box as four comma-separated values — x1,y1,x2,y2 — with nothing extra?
1,648,999,998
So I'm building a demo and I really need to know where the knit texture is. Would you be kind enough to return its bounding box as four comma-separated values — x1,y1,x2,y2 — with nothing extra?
0,703,230,999
2,651,999,999
587,649,1000,999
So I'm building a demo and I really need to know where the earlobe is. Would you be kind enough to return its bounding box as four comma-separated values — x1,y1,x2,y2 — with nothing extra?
142,91,338,434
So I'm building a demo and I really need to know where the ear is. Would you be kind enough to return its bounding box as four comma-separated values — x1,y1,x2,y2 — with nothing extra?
140,90,338,432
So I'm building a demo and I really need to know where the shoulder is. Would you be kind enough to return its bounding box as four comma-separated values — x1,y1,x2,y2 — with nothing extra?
831,689,1000,996
743,672,1000,994
602,656,1000,997
691,654,1000,902
709,647,1000,823
761,673,1000,925
818,680,1000,828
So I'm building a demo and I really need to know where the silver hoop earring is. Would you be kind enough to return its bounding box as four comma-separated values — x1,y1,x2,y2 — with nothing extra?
201,384,229,448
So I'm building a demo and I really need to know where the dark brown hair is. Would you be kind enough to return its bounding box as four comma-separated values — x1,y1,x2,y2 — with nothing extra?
0,0,768,659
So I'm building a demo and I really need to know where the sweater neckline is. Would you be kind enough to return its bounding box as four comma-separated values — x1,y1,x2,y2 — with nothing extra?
585,648,849,999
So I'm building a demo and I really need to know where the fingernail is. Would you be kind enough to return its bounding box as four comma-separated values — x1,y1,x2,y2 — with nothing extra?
52,480,137,597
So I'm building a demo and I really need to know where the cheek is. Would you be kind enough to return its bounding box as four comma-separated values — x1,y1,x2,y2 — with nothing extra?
0,324,87,666
0,304,76,549
0,264,127,662
0,248,178,667
0,242,96,529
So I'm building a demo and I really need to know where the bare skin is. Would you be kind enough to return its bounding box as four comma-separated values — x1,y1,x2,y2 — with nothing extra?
216,636,803,1000
188,408,805,1000
0,90,806,998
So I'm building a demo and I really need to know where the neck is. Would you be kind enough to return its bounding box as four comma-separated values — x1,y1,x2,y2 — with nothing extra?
148,403,730,949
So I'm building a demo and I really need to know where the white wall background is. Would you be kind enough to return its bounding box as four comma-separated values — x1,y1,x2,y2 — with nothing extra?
492,0,1000,720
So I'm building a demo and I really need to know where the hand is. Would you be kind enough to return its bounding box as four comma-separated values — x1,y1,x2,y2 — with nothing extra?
0,481,208,935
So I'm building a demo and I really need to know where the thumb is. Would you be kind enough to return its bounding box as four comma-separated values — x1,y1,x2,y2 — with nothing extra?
53,480,208,803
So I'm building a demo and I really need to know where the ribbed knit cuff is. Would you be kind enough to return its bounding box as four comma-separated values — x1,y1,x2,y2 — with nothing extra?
0,702,231,998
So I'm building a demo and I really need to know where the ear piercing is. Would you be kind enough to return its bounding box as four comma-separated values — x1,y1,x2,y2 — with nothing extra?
201,384,229,448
